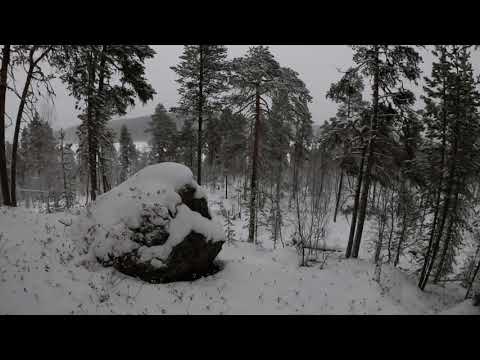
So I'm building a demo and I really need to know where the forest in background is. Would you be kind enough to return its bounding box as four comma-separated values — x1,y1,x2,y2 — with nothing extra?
1,45,479,302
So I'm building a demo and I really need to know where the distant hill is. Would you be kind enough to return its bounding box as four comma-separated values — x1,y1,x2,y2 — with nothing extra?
60,113,322,145
61,113,185,144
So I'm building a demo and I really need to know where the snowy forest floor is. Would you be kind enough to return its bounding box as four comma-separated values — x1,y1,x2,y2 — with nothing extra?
0,188,478,314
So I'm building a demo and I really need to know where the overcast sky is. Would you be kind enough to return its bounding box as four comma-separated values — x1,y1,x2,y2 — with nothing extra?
5,45,480,139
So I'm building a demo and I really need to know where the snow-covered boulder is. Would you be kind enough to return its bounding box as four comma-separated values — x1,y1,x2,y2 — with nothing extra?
76,163,225,283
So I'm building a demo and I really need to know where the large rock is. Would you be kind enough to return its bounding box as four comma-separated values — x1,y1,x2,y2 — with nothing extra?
76,163,225,283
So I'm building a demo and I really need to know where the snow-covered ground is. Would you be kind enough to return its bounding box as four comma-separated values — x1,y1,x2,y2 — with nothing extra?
0,186,478,314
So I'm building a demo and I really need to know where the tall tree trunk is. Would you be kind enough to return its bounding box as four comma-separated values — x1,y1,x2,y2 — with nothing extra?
394,183,408,267
434,184,460,283
59,130,69,208
10,53,34,206
225,174,228,199
10,46,51,206
394,210,408,267
374,189,388,264
346,145,366,258
421,150,457,290
387,189,395,263
333,168,344,223
351,45,380,259
197,45,204,185
421,83,459,291
248,86,261,243
419,54,449,289
0,45,12,206
87,49,98,202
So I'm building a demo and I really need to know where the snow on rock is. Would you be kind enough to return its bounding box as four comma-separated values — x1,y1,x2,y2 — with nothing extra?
71,163,225,283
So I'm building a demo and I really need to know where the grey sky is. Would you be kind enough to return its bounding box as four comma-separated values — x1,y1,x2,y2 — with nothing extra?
6,45,480,139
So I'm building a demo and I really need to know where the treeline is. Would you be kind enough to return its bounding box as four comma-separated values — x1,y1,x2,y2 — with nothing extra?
319,45,480,295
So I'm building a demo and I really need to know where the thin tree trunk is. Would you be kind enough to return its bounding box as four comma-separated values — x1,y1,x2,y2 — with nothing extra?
60,130,69,208
248,86,261,243
333,168,344,222
0,45,12,206
346,145,366,258
351,45,380,259
434,186,459,283
419,54,449,289
10,56,34,206
10,46,51,206
87,49,98,202
225,174,228,199
421,152,456,290
387,189,395,263
374,189,388,264
197,45,204,185
394,191,408,267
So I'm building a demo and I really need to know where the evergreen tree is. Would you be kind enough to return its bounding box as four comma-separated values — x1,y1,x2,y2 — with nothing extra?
347,45,422,259
118,125,138,183
230,46,312,243
218,109,248,198
177,117,197,170
58,129,77,208
418,45,480,289
171,45,230,185
146,104,177,164
20,112,61,195
53,45,155,201
324,68,367,223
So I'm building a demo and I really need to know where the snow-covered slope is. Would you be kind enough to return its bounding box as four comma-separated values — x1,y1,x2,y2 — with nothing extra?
1,203,476,314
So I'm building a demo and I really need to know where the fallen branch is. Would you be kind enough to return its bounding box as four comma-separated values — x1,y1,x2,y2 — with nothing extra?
58,219,73,227
301,245,343,253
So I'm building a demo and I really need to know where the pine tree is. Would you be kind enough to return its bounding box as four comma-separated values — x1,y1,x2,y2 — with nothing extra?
325,68,367,224
418,46,480,290
118,125,138,183
177,117,197,170
58,129,77,208
53,45,155,201
347,45,422,259
146,104,177,164
171,45,230,185
19,112,61,200
217,109,248,199
230,46,312,244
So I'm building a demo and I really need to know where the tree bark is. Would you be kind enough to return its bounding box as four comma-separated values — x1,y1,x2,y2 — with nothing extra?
225,174,228,199
419,49,449,289
0,45,12,206
351,45,380,259
10,46,51,206
87,48,98,202
197,45,204,185
346,145,366,258
434,186,459,283
421,142,457,290
59,130,69,208
248,86,261,243
10,52,34,206
333,168,344,222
